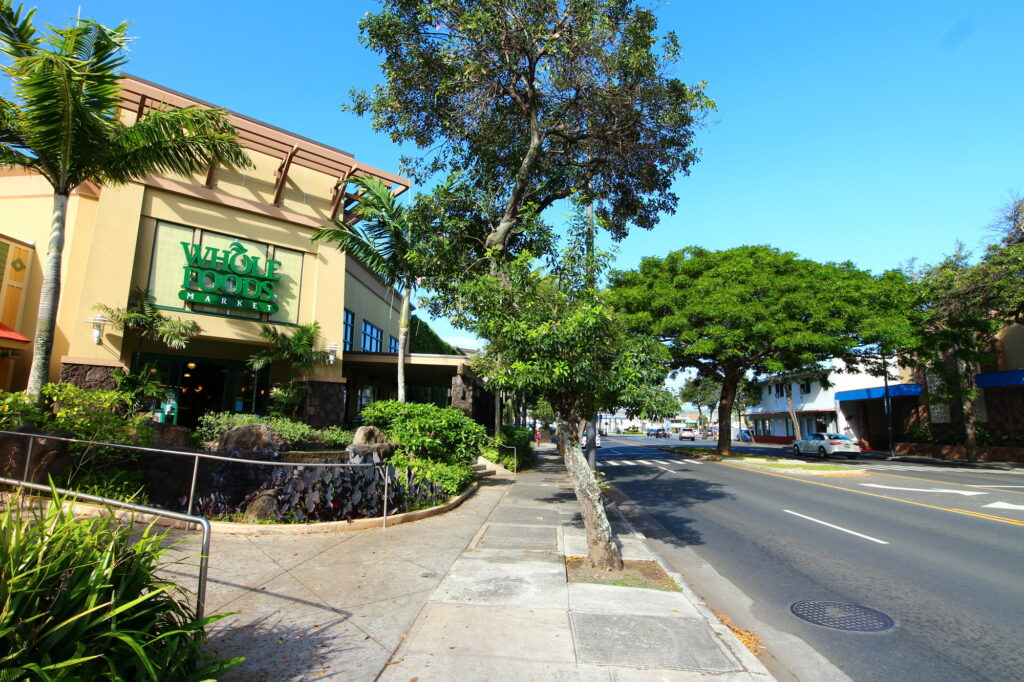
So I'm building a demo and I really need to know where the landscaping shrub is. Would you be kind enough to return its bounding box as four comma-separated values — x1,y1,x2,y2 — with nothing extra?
360,400,486,464
192,412,352,451
0,490,240,680
493,426,534,471
54,468,150,505
387,450,475,496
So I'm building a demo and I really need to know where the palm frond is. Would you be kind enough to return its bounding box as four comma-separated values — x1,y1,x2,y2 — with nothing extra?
102,106,253,185
0,1,39,60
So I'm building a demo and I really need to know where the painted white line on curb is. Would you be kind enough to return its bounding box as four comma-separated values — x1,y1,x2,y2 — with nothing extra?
782,509,890,545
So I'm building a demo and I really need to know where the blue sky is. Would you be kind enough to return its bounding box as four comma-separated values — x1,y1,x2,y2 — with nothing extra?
33,1,1024,349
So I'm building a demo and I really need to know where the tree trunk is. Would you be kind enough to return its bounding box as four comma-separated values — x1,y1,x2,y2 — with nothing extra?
716,367,739,454
960,359,979,463
558,416,622,571
494,390,502,436
584,414,597,469
26,193,69,399
397,283,411,402
785,384,802,441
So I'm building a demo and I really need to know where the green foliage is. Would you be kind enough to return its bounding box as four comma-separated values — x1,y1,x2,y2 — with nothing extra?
267,381,307,419
41,383,152,446
0,389,45,429
0,490,240,679
112,362,166,412
902,423,934,444
360,400,486,464
54,468,150,505
530,397,556,426
609,245,914,448
95,289,201,351
409,315,459,354
192,412,353,451
352,0,714,249
387,450,475,496
494,426,534,471
248,322,329,378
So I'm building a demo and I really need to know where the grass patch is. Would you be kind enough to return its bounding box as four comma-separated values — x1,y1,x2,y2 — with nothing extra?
565,557,680,591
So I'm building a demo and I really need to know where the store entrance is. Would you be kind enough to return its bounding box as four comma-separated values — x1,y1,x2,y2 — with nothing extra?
135,353,270,428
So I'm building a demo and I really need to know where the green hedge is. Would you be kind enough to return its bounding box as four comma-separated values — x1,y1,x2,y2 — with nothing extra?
192,412,352,450
360,400,485,465
493,426,534,471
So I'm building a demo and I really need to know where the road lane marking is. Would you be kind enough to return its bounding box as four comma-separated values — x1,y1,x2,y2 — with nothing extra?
782,509,889,544
719,462,1024,527
683,458,703,464
983,502,1024,511
638,459,657,465
966,485,1024,488
657,465,674,473
860,484,987,497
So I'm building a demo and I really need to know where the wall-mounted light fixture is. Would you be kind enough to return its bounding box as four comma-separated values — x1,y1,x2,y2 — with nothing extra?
87,314,110,345
326,342,339,365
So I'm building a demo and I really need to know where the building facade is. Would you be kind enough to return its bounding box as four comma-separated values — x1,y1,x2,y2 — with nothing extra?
0,75,482,428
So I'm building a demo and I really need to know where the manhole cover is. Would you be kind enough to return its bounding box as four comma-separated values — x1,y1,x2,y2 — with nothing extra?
790,601,894,632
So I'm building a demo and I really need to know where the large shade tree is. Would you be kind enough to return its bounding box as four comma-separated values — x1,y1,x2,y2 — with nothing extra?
352,0,714,263
609,245,915,454
313,176,421,402
0,3,252,397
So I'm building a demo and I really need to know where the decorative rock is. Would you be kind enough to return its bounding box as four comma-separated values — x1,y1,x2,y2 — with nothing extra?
243,489,279,522
0,427,75,483
219,423,285,457
149,423,191,450
346,442,397,460
352,425,389,445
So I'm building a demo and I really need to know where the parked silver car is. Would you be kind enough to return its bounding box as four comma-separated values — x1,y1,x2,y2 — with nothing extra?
792,433,861,459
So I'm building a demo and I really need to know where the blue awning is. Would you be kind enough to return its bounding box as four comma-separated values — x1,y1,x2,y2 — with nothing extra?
835,384,922,402
976,369,1024,388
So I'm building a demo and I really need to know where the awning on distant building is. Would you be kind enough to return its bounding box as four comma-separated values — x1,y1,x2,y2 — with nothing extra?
976,369,1024,388
835,384,921,402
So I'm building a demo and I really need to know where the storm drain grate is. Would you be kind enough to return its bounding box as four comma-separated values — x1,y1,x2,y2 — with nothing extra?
790,601,894,632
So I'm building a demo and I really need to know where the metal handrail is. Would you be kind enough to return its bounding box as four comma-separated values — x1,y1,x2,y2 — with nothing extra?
485,434,520,475
1,429,391,523
0,477,212,620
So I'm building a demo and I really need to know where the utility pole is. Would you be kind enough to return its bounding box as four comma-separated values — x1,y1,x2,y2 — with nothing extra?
882,350,894,457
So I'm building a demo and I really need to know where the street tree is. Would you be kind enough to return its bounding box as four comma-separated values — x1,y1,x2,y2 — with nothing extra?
0,3,252,398
351,0,714,261
313,176,422,402
909,235,1024,461
469,249,671,571
609,245,914,454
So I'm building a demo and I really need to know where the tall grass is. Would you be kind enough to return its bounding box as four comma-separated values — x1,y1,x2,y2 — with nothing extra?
0,490,240,680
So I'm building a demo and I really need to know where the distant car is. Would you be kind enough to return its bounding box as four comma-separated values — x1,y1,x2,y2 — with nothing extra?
737,429,753,442
646,428,657,437
653,428,669,439
678,427,696,441
792,433,861,459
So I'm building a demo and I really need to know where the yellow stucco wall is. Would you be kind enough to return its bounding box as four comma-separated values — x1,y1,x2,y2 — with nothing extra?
342,269,402,355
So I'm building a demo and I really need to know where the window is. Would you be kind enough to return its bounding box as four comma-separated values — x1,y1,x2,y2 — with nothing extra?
389,336,399,354
774,383,785,397
361,321,382,352
343,310,355,351
799,379,812,394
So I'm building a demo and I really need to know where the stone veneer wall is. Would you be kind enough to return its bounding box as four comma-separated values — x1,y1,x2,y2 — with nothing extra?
300,381,346,428
59,363,118,390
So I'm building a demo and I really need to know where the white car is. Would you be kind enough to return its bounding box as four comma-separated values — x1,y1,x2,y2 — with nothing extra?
792,433,861,459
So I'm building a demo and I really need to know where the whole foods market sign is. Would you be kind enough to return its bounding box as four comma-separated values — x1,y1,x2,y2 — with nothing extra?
178,241,281,314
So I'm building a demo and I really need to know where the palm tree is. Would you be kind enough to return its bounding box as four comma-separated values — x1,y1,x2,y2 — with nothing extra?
94,288,202,351
0,4,252,398
313,176,417,402
247,322,330,378
248,322,329,418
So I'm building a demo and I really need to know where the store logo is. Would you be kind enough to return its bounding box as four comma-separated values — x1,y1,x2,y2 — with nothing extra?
178,241,282,314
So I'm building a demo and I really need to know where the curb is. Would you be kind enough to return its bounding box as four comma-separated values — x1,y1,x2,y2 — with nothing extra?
605,487,775,679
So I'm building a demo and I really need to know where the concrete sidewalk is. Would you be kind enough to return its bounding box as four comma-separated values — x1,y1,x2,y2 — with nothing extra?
174,446,772,680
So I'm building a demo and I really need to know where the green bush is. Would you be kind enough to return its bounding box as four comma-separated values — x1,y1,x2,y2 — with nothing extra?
494,426,534,471
388,450,476,496
42,383,153,446
0,490,240,679
361,400,486,464
192,412,352,451
54,468,151,505
0,390,46,429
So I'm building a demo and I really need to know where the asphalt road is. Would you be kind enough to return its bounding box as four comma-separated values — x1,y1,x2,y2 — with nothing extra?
599,435,1024,682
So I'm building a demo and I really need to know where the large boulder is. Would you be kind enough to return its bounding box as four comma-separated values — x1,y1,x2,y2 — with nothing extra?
243,489,278,522
346,442,397,461
219,423,285,457
352,425,389,445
